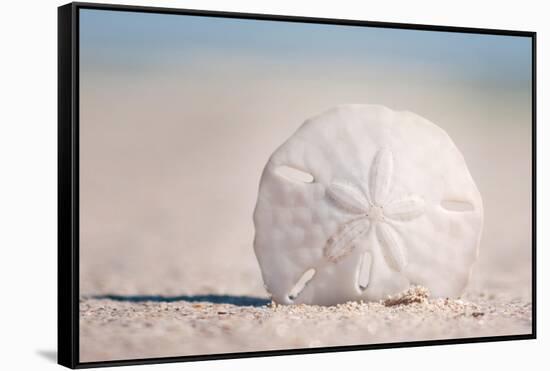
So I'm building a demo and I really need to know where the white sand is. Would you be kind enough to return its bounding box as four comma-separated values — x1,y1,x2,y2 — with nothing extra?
80,287,531,362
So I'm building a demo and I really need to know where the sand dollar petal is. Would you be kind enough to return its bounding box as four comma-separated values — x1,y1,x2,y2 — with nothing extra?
384,196,425,222
376,222,407,272
326,180,370,214
369,148,393,205
324,218,370,262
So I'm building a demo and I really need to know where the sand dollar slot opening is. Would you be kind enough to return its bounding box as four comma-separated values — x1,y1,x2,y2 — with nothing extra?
288,268,316,301
441,199,474,212
275,165,314,183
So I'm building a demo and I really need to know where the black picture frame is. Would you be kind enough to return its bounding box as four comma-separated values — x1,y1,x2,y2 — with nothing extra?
58,2,537,369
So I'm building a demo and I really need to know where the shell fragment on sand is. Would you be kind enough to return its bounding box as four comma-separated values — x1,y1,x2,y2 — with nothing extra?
253,105,483,305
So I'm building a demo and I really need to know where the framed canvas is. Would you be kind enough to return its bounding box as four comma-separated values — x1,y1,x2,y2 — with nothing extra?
58,2,537,368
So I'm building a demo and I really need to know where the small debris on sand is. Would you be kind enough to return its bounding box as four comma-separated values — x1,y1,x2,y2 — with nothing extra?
383,286,430,306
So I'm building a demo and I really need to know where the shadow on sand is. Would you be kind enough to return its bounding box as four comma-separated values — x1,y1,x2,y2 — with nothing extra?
91,294,270,307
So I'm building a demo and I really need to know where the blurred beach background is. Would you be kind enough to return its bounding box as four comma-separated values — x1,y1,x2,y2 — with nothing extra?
78,9,532,362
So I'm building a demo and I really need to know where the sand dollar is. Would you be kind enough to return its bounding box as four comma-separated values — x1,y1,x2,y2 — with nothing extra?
253,104,483,305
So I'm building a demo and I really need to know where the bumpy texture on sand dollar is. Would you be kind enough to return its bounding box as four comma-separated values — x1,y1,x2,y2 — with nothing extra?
253,105,483,305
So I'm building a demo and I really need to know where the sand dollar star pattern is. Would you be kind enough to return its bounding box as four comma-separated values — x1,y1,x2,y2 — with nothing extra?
324,148,425,273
